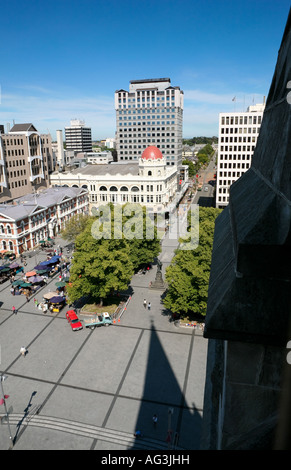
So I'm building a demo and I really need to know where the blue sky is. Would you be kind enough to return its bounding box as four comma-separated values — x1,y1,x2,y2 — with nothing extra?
0,0,290,140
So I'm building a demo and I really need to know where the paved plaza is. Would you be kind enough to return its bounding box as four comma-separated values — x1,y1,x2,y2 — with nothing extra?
0,230,208,451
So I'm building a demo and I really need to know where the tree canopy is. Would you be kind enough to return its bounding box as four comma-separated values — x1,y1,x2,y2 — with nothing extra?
163,207,222,318
61,213,93,242
67,203,161,304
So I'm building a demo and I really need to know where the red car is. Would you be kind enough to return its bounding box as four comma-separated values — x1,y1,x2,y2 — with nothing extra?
66,310,83,331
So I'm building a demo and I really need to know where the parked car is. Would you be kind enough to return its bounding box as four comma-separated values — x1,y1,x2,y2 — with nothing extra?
66,309,83,331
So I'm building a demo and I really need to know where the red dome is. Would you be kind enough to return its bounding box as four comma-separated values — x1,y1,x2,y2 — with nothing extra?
141,146,163,160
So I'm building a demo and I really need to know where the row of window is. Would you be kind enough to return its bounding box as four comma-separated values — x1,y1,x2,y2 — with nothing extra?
120,132,175,138
90,185,163,192
218,163,251,171
120,144,176,149
3,137,49,145
119,97,175,102
8,179,28,189
221,115,262,125
119,121,176,126
91,194,162,204
220,136,258,143
220,127,260,134
219,154,251,161
220,145,255,152
118,126,178,133
3,138,24,146
217,173,248,181
119,108,176,115
1,240,14,251
8,169,27,178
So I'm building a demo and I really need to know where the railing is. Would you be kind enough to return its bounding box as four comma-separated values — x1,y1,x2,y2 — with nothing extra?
112,295,131,321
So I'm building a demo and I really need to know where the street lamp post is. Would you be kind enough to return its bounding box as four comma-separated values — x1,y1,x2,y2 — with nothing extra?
0,374,13,447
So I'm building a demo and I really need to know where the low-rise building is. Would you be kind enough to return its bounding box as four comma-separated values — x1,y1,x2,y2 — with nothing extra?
50,146,188,216
0,186,89,255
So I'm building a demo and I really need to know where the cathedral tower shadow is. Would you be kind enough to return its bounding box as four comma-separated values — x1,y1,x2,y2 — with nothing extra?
130,321,202,450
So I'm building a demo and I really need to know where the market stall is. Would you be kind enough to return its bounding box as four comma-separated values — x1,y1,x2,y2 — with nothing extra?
47,295,66,313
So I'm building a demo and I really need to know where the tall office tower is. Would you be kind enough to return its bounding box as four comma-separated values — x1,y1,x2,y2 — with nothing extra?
216,102,265,209
65,119,92,152
115,78,184,167
0,123,54,202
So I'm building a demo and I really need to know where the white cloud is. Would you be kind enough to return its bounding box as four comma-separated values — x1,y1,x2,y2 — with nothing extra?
0,91,116,140
0,86,266,141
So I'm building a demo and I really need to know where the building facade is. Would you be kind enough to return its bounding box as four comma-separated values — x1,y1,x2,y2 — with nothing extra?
115,78,184,167
0,123,54,203
50,146,188,216
65,119,92,153
216,103,265,208
0,186,89,255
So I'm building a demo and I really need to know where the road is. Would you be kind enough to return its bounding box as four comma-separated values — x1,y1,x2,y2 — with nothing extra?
193,152,217,207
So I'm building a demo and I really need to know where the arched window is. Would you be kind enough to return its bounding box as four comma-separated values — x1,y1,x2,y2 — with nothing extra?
131,186,139,192
0,225,4,234
148,171,152,176
110,186,118,192
99,186,107,191
7,225,11,234
120,186,128,191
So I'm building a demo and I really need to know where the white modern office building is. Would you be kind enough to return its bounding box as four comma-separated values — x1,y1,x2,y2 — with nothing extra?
115,78,184,167
65,119,92,153
216,102,265,208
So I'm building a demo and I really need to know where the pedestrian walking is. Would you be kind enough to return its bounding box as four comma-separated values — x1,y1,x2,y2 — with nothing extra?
152,414,158,426
12,306,16,314
147,302,151,310
143,299,147,308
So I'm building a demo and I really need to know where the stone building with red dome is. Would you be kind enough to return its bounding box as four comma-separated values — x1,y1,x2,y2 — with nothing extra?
50,145,189,216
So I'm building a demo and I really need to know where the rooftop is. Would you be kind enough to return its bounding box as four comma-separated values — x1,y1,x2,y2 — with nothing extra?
0,187,87,221
9,123,38,133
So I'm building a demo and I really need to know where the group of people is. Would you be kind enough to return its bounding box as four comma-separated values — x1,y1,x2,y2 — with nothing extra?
34,298,48,313
143,299,151,310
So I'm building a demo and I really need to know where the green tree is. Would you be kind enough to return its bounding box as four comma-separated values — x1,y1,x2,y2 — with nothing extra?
122,203,161,270
67,203,161,304
163,207,221,318
67,218,134,305
61,213,92,242
182,159,195,177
